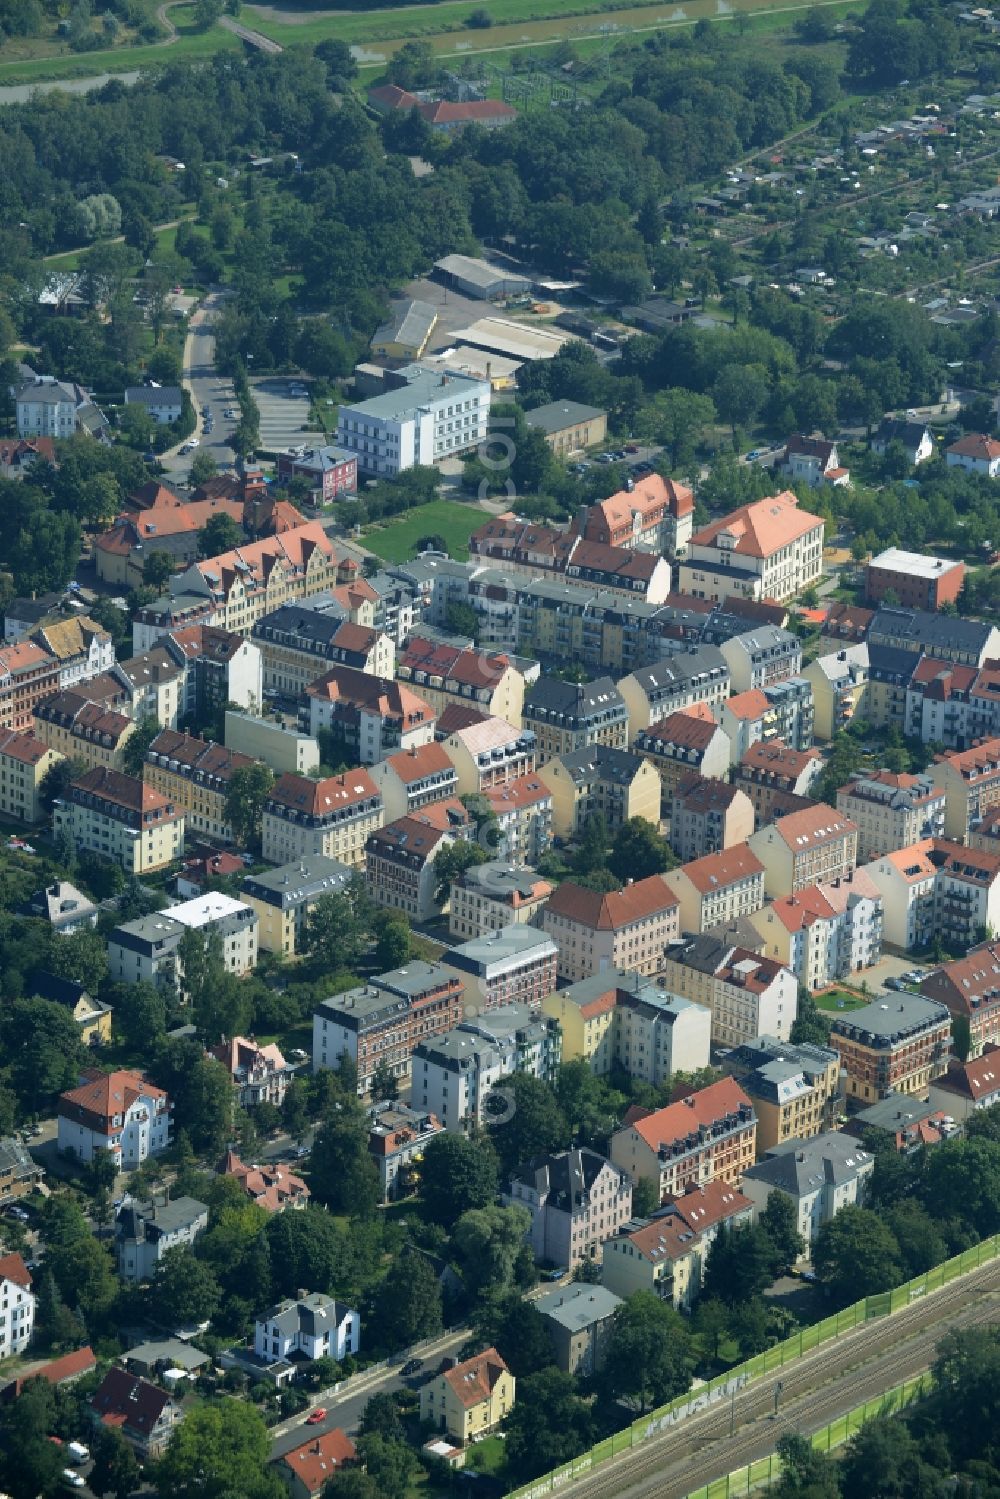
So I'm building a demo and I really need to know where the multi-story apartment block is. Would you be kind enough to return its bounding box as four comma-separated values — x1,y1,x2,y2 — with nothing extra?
306,668,436,764
864,838,1000,953
33,691,135,772
725,1036,842,1155
262,769,383,869
903,657,1000,751
718,626,802,695
57,1068,171,1168
442,716,537,796
867,606,1000,669
397,636,525,729
108,892,259,991
539,745,661,840
522,676,629,764
253,604,393,697
336,364,491,476
805,646,870,740
719,676,815,765
143,729,256,844
609,1077,757,1204
668,776,754,863
929,1044,1000,1121
749,870,883,990
865,548,965,611
601,1181,753,1308
0,1253,34,1359
741,1133,874,1253
666,846,766,936
569,474,695,557
444,923,558,1014
223,712,319,777
0,640,63,731
0,729,62,823
535,1282,623,1376
275,443,358,502
634,706,731,806
448,861,552,941
661,935,798,1047
679,492,825,603
469,516,673,604
312,961,466,1095
411,1004,561,1132
541,874,680,984
749,803,859,899
31,614,115,691
504,1148,633,1269
930,738,1000,841
971,804,1000,857
921,944,1000,1057
242,855,353,957
732,741,823,827
53,766,184,874
618,648,730,741
542,969,710,1081
369,1102,444,1204
830,992,952,1102
482,772,553,864
370,742,458,823
365,801,473,923
836,771,946,863
114,1195,208,1283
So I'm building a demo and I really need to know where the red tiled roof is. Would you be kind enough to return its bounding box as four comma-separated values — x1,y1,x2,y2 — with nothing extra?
384,741,456,784
738,741,822,776
544,873,678,931
637,707,721,753
947,432,1000,461
59,1068,166,1124
723,689,771,721
0,1252,31,1289
399,636,512,690
69,766,178,818
690,492,822,559
628,1077,753,1153
280,1430,357,1494
769,803,857,850
484,774,552,813
0,728,55,765
669,846,764,895
418,99,517,124
267,768,380,818
441,1347,510,1409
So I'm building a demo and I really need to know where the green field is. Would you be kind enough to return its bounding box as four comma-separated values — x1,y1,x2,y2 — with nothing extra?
363,499,485,563
815,989,868,1014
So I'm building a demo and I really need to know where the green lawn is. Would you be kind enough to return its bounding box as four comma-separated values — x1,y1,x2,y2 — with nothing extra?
463,1435,508,1477
363,500,485,563
815,989,868,1014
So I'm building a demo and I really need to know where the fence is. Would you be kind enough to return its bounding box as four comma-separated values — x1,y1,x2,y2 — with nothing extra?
682,1372,932,1499
506,1235,1000,1499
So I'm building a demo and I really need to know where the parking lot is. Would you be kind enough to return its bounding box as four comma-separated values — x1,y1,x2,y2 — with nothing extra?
250,376,315,455
400,276,512,353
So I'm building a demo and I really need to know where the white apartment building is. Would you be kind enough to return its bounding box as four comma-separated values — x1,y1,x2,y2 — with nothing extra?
749,871,883,990
114,1196,209,1284
679,492,825,604
411,1005,562,1133
336,365,491,476
107,893,259,991
660,936,798,1047
742,1133,873,1255
16,377,82,438
57,1069,171,1169
254,1294,359,1365
0,1254,34,1359
449,861,552,941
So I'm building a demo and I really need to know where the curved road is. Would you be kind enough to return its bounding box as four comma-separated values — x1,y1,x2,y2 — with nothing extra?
571,1256,1000,1499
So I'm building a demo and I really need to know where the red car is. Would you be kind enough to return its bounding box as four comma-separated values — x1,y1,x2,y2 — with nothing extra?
305,1409,327,1425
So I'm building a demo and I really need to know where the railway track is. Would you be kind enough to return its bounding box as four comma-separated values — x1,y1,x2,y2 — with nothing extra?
570,1255,1000,1499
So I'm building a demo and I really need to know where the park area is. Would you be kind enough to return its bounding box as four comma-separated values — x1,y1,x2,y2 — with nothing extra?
362,499,485,564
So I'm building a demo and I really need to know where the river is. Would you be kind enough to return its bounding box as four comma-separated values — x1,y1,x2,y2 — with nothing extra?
0,69,140,105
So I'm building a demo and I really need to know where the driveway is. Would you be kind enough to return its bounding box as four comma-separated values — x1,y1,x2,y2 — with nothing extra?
250,376,314,455
160,288,237,482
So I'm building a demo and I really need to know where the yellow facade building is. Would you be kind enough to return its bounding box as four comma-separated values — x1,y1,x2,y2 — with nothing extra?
419,1348,514,1446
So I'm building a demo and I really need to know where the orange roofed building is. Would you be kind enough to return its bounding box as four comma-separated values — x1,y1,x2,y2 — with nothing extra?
609,1077,757,1203
601,1179,754,1306
541,874,680,983
305,665,436,764
57,1068,171,1168
570,474,694,557
277,1429,357,1499
262,768,383,868
52,765,185,874
420,1348,515,1446
216,1149,309,1212
679,491,825,603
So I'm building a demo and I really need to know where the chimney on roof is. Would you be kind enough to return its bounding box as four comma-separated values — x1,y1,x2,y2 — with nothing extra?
297,1288,309,1301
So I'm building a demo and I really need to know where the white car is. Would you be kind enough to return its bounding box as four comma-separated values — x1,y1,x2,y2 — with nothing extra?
62,1471,86,1490
187,437,200,448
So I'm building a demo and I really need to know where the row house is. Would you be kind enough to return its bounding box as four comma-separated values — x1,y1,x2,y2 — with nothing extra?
370,742,458,822
542,970,710,1083
541,874,680,985
906,657,1000,751
262,770,383,869
483,773,553,864
679,491,824,604
601,1182,752,1309
364,801,473,923
444,923,558,1014
732,741,823,827
609,1077,757,1204
306,666,436,764
0,640,62,731
864,643,917,736
830,993,952,1102
666,846,766,936
929,737,1000,841
668,775,754,863
144,729,256,843
718,626,802,695
569,474,695,557
749,870,883,990
633,706,731,808
749,803,859,899
921,944,1000,1058
412,1004,561,1132
539,745,660,840
836,770,946,863
396,635,525,729
31,615,115,690
252,600,394,697
33,690,136,772
171,522,339,638
522,675,629,764
504,1148,633,1269
517,580,700,676
0,728,61,823
618,647,731,742
865,838,1000,952
94,496,245,587
313,961,466,1095
57,1068,171,1168
469,514,673,604
725,1036,842,1156
448,861,553,941
660,935,798,1047
720,677,815,764
867,606,1000,669
442,716,537,795
53,766,184,874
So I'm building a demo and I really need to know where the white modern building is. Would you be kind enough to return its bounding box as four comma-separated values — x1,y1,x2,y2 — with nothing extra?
0,1253,34,1359
107,892,259,991
253,1294,359,1365
336,364,491,476
16,377,84,438
114,1196,209,1283
57,1069,171,1169
411,1005,562,1133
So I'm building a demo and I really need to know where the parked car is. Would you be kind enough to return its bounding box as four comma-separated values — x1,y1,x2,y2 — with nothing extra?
61,1471,85,1490
400,1358,423,1376
305,1408,327,1425
67,1442,90,1464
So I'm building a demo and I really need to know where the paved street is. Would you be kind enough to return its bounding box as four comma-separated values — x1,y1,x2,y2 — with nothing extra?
160,289,237,482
